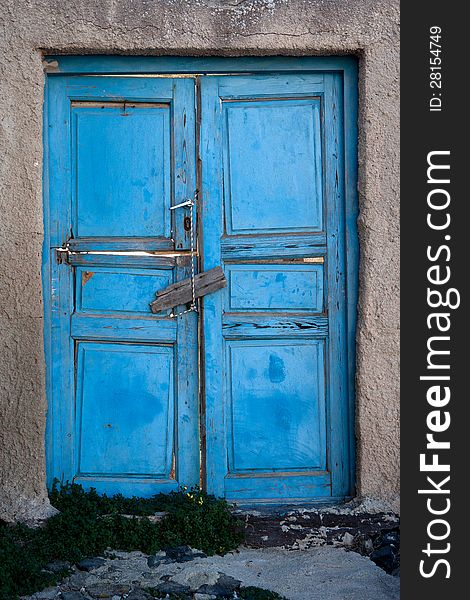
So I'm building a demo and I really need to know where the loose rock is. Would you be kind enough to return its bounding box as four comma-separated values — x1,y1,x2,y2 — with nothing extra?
146,551,169,569
85,583,131,598
77,558,106,572
171,570,219,592
60,593,87,600
197,573,241,597
155,580,192,595
34,588,58,600
43,560,72,574
164,545,207,562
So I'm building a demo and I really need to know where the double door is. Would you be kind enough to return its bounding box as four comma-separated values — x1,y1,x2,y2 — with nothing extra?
45,62,357,503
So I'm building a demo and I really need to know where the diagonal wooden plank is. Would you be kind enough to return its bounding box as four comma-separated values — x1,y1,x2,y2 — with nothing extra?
150,266,227,313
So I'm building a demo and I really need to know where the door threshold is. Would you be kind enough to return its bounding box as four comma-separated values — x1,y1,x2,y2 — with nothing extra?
229,496,353,513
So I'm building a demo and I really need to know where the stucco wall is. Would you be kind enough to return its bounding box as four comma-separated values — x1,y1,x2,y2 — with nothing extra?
0,0,400,522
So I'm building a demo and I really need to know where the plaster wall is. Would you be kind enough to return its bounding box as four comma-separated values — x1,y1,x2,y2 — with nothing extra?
0,0,400,522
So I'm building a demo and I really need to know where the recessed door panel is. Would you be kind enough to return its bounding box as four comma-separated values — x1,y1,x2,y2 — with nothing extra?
225,263,324,312
76,342,174,478
73,104,171,239
223,99,323,234
226,340,326,473
76,267,172,316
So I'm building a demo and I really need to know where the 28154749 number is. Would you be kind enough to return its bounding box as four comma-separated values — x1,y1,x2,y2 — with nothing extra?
429,25,442,112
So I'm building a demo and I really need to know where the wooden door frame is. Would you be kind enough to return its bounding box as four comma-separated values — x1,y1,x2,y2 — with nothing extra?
43,56,358,501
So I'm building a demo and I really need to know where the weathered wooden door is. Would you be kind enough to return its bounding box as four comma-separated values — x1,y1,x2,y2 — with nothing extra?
45,59,357,503
46,76,199,495
201,73,356,502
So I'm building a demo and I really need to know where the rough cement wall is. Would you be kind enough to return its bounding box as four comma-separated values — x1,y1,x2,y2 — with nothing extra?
0,0,400,522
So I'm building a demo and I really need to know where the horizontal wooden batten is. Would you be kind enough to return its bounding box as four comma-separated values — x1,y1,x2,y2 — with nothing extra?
71,101,168,109
222,314,328,339
224,472,332,501
71,314,177,342
66,237,175,252
218,74,324,97
73,476,179,497
224,257,324,265
64,252,178,269
226,469,330,479
221,233,326,260
150,266,227,313
222,95,323,103
77,470,168,479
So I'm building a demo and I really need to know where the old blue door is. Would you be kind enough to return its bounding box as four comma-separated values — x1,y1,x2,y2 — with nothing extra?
45,58,357,503
201,72,357,503
45,76,199,495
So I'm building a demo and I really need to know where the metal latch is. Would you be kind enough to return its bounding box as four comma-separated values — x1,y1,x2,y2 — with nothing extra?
169,199,194,210
55,247,70,264
167,191,198,317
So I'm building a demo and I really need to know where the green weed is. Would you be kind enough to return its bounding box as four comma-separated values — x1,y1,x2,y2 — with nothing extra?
0,482,244,600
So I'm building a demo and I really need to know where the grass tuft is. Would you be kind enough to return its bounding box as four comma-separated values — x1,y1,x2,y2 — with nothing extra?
0,481,244,600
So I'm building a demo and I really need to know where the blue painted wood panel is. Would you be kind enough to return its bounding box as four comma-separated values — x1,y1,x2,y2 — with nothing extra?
71,314,177,343
221,233,326,260
222,315,328,339
225,263,323,312
73,105,171,238
76,267,172,316
223,472,332,501
226,340,326,473
45,55,353,77
76,342,174,477
223,99,323,234
44,75,199,497
201,67,358,503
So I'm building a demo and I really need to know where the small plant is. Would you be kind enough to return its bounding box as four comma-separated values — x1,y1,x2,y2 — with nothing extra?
0,482,244,600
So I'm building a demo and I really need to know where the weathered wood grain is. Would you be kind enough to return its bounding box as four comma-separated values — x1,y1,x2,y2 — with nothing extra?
200,70,358,502
150,266,227,313
46,75,200,496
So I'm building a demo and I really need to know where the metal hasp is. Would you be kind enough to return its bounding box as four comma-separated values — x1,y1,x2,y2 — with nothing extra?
167,192,199,317
150,266,227,313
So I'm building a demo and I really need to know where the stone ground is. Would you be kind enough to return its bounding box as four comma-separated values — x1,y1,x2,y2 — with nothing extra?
24,546,400,600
